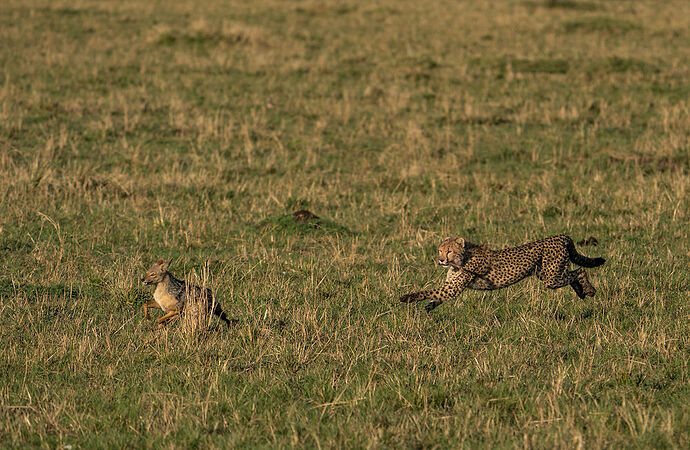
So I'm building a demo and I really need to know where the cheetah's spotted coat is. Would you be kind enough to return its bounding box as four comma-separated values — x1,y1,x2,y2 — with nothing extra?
400,235,605,312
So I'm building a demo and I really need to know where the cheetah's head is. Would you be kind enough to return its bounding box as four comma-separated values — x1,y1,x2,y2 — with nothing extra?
438,237,465,269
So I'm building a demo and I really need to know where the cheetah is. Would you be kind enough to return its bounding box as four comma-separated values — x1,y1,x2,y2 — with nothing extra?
400,235,605,313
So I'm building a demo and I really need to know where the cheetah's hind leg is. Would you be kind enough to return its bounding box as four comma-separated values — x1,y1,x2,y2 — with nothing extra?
543,267,596,298
569,279,586,299
541,267,582,290
576,269,596,297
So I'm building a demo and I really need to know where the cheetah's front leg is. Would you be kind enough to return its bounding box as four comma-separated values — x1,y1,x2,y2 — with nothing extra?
399,289,447,312
399,291,431,303
400,271,473,313
399,290,446,312
422,286,462,312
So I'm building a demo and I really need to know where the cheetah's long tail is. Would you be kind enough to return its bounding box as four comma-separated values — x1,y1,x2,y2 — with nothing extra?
566,238,605,268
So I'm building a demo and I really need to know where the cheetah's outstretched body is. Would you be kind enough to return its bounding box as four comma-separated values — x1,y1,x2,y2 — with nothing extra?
400,235,605,312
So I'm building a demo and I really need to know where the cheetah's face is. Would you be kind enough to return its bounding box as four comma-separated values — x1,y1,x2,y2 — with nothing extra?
438,237,465,269
141,258,171,285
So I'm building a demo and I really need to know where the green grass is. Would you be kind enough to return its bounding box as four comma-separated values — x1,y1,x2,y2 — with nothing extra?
562,16,642,34
1,0,689,447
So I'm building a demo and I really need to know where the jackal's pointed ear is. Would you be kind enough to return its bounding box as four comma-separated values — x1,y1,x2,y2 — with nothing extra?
160,258,172,271
155,257,165,265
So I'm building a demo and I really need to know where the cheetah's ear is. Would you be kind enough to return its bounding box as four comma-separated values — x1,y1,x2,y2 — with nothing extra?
451,238,465,266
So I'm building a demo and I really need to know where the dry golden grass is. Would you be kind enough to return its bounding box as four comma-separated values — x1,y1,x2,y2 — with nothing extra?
0,0,688,447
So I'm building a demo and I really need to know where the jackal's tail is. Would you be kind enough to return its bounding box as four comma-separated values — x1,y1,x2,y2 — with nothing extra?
566,237,605,268
213,303,236,327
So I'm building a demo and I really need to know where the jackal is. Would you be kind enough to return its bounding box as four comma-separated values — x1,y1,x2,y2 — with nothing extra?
140,258,233,330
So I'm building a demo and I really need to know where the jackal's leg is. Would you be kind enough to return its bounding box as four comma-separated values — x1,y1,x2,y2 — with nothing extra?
143,302,161,319
153,310,180,330
157,310,179,324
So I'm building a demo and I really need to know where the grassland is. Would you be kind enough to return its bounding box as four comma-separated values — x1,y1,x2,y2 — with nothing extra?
0,0,688,447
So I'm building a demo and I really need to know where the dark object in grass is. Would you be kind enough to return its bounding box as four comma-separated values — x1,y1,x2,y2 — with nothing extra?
293,209,320,223
577,237,599,246
260,318,287,332
256,210,350,235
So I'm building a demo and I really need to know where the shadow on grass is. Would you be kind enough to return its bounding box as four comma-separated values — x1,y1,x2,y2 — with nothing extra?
472,55,659,78
563,16,642,34
523,0,600,11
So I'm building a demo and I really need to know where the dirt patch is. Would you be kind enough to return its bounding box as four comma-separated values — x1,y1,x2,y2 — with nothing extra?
293,209,320,223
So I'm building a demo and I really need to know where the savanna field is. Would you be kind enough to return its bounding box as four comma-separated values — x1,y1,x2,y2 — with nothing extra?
0,0,688,447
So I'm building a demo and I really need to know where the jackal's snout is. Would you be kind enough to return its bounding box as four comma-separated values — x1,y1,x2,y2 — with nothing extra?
141,274,158,285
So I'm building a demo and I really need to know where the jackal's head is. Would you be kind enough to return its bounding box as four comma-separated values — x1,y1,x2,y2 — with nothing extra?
437,237,465,269
141,258,172,285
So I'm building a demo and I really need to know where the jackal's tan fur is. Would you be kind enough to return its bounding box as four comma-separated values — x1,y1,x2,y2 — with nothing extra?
141,258,233,330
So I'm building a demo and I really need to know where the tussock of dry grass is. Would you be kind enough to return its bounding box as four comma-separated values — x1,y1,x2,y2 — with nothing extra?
0,0,689,448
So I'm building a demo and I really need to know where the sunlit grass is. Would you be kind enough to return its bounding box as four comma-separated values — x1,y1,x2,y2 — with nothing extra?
0,0,688,447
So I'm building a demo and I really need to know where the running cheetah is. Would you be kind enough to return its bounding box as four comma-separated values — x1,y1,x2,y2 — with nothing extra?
400,235,605,313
